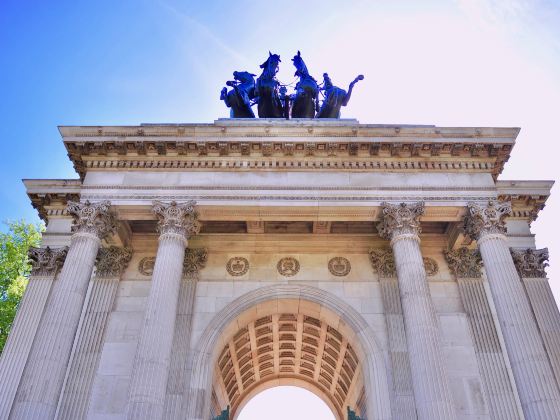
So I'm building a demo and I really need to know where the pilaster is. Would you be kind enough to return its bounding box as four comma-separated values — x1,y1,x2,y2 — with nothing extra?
378,202,457,419
56,246,132,419
0,247,68,419
511,248,560,387
369,249,416,420
464,201,560,418
445,247,521,419
10,200,115,420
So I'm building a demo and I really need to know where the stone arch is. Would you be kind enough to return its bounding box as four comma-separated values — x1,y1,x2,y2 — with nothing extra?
186,284,392,420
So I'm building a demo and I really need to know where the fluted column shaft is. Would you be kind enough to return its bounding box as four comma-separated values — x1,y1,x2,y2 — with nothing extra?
465,201,560,419
10,201,114,420
127,200,201,420
479,236,560,417
378,202,456,420
11,235,102,419
0,248,67,419
56,246,132,419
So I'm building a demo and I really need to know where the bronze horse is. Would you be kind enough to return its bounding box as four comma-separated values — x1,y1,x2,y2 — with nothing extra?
220,71,256,118
316,73,364,118
290,51,319,118
255,52,284,118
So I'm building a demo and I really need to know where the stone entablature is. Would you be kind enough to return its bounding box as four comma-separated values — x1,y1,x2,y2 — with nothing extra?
61,121,516,180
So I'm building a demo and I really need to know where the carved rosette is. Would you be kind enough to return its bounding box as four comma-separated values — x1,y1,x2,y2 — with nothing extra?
183,248,208,280
28,246,69,276
444,247,483,278
67,200,116,239
369,249,397,277
377,202,425,241
152,200,201,240
511,248,549,278
95,246,133,278
463,200,512,240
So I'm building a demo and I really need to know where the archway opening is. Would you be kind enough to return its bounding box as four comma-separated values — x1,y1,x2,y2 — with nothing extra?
237,386,336,420
209,305,368,420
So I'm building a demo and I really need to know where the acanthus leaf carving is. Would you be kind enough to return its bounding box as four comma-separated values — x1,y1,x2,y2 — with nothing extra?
377,202,425,240
183,248,208,280
152,200,201,239
511,248,548,278
463,200,511,240
369,248,438,277
444,247,483,278
28,246,69,276
95,246,133,278
67,200,117,239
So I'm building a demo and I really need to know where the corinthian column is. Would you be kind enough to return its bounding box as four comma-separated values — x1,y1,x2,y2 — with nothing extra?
127,201,201,420
464,201,560,418
56,246,132,420
10,201,116,420
0,247,67,419
378,202,456,419
511,248,560,389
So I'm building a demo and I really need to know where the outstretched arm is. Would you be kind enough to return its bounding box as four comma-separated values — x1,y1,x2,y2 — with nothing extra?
342,75,364,106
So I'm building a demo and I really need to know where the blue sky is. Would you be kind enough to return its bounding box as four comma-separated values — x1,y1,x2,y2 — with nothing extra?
1,1,560,417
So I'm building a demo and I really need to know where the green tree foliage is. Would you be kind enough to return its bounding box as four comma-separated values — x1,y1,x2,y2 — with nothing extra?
0,221,43,353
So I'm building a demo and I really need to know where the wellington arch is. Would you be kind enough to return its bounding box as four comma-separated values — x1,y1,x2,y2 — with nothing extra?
1,118,560,420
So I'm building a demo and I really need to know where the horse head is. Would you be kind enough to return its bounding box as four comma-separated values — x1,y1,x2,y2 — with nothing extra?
292,50,309,78
259,51,281,79
233,71,256,85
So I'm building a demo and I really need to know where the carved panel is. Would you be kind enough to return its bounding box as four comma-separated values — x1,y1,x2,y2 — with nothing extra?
226,257,250,277
277,257,300,277
328,257,351,277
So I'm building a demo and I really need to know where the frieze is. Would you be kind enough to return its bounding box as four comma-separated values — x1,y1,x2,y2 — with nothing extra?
226,257,250,276
277,257,300,277
511,248,548,278
328,257,351,277
137,248,208,279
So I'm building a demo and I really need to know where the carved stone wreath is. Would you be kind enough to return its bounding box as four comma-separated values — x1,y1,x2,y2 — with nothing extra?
328,257,351,277
277,257,300,277
138,257,156,276
226,257,250,277
423,257,439,276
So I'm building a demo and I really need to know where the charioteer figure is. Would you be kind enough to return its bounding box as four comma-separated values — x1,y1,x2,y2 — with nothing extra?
316,73,364,118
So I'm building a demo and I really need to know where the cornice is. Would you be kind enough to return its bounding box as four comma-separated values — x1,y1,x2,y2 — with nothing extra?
496,180,553,223
60,122,517,180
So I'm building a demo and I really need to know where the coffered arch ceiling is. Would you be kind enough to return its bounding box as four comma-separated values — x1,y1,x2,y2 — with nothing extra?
211,309,366,420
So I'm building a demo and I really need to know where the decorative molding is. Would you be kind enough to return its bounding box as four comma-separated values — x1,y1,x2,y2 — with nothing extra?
369,249,438,277
328,257,351,277
66,200,116,239
377,202,425,240
277,257,300,277
183,248,208,280
444,247,483,278
226,257,249,277
28,192,80,221
95,246,133,277
463,200,512,240
511,248,549,278
28,246,69,276
152,200,201,239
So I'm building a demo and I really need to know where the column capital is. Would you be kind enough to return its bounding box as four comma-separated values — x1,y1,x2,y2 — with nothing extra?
511,248,549,278
377,202,424,241
152,200,201,240
444,247,483,278
369,248,397,277
183,248,208,280
463,200,511,240
67,200,117,239
95,246,133,278
28,246,69,276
